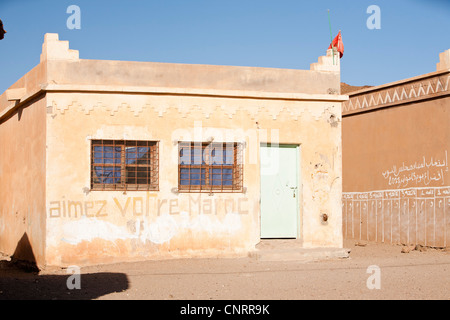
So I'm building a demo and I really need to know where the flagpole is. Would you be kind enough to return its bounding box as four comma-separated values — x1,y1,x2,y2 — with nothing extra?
327,9,335,65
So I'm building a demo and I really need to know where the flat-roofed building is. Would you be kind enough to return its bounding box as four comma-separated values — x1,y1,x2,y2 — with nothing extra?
0,34,347,267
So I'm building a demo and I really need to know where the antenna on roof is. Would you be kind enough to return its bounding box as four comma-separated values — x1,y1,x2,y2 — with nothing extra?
327,10,335,65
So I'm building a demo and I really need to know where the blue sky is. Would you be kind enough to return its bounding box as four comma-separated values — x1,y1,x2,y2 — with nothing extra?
0,0,449,94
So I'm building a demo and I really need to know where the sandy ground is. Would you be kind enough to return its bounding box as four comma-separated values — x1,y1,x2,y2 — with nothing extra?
0,240,449,301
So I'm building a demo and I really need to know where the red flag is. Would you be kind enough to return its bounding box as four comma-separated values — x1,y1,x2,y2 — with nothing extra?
328,31,344,58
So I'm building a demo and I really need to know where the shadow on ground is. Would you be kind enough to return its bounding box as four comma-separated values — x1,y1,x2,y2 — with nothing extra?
0,261,129,300
0,233,129,300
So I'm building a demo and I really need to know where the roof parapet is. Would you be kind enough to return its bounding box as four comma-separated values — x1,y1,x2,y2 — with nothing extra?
310,49,340,73
436,49,450,72
40,33,79,63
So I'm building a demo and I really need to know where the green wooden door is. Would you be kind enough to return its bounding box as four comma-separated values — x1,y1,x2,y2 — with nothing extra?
260,144,299,238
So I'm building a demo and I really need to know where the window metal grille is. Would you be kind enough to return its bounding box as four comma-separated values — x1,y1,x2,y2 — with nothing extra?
178,142,243,193
91,140,159,191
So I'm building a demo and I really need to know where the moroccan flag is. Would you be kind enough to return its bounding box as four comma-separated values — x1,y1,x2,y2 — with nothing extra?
328,31,344,58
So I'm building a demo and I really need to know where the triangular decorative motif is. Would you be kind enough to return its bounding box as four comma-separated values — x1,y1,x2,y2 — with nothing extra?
267,105,286,120
409,86,417,98
369,94,376,107
176,102,191,118
150,103,168,117
426,81,435,95
127,104,145,117
384,92,392,104
348,99,355,110
400,88,408,100
417,85,426,97
444,75,450,91
201,105,215,119
345,99,353,112
361,97,369,109
392,89,400,102
377,93,384,105
435,79,445,93
82,102,97,115
106,103,122,116
220,105,238,119
342,101,349,112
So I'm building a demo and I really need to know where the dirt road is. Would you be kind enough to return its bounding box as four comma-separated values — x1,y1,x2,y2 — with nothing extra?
0,240,449,300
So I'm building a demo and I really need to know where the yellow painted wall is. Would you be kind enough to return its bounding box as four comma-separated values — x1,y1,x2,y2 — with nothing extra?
0,96,47,267
44,92,343,266
0,34,345,267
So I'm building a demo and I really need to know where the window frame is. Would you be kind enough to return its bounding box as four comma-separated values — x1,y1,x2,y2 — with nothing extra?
90,139,159,191
178,141,244,193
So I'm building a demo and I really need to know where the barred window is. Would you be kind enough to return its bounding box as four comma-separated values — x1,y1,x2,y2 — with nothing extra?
178,142,243,193
91,140,159,191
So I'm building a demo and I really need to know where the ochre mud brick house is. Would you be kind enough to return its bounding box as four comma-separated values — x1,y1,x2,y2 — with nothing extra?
0,34,347,268
342,49,450,248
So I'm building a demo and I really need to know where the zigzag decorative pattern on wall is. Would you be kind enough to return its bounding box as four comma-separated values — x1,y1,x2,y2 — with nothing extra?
343,74,450,114
49,100,335,121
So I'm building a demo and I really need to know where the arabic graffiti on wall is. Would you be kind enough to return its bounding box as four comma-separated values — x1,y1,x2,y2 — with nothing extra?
381,151,448,188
